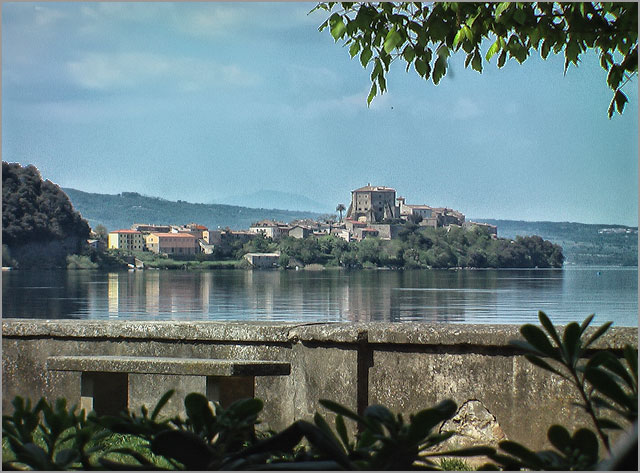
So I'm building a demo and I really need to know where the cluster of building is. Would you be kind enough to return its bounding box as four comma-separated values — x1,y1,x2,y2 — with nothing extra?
341,184,497,240
106,184,497,266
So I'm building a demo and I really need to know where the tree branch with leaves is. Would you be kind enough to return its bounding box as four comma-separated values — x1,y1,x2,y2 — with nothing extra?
313,2,637,117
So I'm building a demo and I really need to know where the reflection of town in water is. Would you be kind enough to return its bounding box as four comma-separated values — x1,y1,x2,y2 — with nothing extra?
3,268,638,326
100,269,563,323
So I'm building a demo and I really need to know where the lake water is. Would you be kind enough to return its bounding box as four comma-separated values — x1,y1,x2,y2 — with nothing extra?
2,267,637,326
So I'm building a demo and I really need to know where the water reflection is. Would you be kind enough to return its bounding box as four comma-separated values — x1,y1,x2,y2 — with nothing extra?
2,268,637,326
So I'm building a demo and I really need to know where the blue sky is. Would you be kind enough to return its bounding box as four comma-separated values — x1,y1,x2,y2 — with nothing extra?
2,2,638,225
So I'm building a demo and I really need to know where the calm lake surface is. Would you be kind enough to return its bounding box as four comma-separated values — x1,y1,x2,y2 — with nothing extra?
2,267,637,326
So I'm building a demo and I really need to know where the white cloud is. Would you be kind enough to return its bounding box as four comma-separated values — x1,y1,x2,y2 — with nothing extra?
66,52,258,91
33,5,67,26
450,97,483,119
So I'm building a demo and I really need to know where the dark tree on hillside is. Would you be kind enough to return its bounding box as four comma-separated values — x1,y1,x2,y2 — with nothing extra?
2,162,91,247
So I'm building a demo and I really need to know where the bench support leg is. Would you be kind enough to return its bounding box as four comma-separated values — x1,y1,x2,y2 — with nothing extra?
207,376,255,408
81,372,128,416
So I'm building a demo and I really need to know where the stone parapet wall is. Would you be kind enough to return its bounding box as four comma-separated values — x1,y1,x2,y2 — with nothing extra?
2,319,637,451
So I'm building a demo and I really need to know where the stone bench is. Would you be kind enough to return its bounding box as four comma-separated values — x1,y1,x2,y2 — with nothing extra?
47,355,291,416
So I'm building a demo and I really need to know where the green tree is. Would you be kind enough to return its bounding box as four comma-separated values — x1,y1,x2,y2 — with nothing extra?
315,2,637,117
94,224,108,242
336,203,346,222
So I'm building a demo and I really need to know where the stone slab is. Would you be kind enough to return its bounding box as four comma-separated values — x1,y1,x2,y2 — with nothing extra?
47,355,291,376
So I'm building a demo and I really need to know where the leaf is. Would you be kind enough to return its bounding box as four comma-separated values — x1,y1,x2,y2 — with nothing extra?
614,90,628,114
607,65,623,90
226,397,264,421
313,413,344,453
55,448,79,466
402,45,415,63
561,322,581,366
520,324,558,358
151,390,174,421
384,28,403,54
495,2,511,19
334,414,350,451
498,440,543,468
184,393,215,435
497,50,507,67
364,404,396,429
596,417,623,430
432,56,447,85
583,321,612,349
586,367,632,408
485,40,501,61
330,18,346,41
608,96,616,118
367,82,377,106
589,352,635,389
408,400,457,443
540,39,552,59
623,344,638,385
414,58,428,77
524,354,568,380
570,428,599,460
296,421,353,469
319,400,364,424
547,424,571,452
471,51,482,72
579,314,595,334
151,430,212,470
360,47,373,67
513,8,526,25
453,27,466,49
349,41,361,58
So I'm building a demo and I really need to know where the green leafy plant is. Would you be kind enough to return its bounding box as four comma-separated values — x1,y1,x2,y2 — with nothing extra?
233,398,493,470
2,397,108,470
479,311,638,470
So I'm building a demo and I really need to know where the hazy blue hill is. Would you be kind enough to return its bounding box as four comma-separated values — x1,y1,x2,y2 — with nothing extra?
216,190,330,213
63,188,321,232
475,219,638,266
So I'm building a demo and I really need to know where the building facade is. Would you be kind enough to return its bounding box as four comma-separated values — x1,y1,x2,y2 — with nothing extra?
145,233,198,256
243,252,280,268
108,230,146,252
249,220,291,241
346,185,399,223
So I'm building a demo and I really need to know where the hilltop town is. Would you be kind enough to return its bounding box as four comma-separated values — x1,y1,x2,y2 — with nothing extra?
106,185,498,268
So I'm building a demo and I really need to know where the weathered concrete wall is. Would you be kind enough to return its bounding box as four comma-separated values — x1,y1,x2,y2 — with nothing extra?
2,319,636,451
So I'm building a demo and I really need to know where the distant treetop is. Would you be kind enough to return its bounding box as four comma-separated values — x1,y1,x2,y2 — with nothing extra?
2,162,91,247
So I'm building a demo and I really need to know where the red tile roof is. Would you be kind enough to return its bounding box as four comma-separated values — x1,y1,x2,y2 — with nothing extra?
150,233,196,239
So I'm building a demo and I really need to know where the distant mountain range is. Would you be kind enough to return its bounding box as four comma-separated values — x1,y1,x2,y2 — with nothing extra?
213,190,330,214
63,188,637,266
63,188,321,232
474,219,637,266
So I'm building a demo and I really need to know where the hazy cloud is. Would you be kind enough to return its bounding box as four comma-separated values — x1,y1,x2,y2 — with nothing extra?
450,97,483,119
67,52,258,91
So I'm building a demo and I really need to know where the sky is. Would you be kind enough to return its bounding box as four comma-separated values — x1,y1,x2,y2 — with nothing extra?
2,2,638,226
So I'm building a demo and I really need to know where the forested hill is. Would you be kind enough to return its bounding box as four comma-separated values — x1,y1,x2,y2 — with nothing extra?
63,188,322,232
475,219,638,266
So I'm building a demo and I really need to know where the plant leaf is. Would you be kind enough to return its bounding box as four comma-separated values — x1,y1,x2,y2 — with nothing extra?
547,424,571,452
583,321,612,349
538,311,562,347
151,390,174,421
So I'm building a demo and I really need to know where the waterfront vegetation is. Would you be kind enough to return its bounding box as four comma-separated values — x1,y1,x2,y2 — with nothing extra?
85,223,563,271
3,313,636,470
